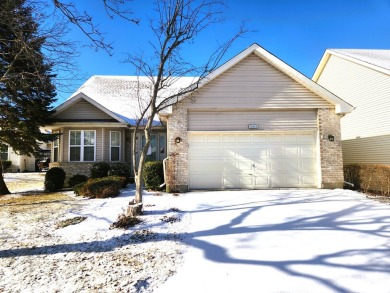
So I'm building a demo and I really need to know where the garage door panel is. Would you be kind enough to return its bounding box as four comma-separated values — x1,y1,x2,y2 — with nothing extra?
285,161,300,171
237,148,253,157
189,132,317,189
302,175,317,186
253,161,268,170
285,175,301,187
191,161,221,173
253,148,268,158
223,162,240,172
285,147,300,157
254,176,269,187
301,147,316,158
253,135,267,142
300,159,317,171
299,134,316,142
191,174,222,189
270,160,285,171
238,134,251,142
223,176,240,188
236,161,252,172
222,134,236,142
270,148,283,157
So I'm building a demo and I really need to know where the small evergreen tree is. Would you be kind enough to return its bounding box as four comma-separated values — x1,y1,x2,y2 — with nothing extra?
0,0,58,195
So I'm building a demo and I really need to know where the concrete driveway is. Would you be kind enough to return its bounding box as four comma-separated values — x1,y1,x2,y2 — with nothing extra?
156,189,390,293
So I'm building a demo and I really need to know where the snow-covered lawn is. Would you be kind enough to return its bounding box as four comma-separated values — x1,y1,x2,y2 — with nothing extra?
1,173,390,292
0,173,189,292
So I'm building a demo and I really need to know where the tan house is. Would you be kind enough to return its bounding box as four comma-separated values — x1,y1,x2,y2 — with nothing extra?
162,43,353,191
49,43,353,190
313,49,390,165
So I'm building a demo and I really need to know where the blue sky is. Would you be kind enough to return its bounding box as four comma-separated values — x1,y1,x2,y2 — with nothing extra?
54,0,390,105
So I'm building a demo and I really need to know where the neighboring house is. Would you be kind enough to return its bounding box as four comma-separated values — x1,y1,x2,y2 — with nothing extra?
0,142,51,172
49,43,353,190
313,49,390,165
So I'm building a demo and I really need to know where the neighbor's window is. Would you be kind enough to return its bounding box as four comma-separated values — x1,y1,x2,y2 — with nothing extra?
69,130,95,162
0,144,8,160
110,131,120,161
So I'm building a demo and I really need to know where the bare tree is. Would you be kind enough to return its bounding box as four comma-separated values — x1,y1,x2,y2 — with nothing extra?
124,0,245,212
53,0,139,56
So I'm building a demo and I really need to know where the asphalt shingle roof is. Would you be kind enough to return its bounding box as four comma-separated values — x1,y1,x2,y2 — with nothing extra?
70,75,196,125
330,49,390,72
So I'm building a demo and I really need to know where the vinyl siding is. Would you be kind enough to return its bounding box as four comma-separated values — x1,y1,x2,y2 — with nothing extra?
181,53,332,110
56,99,114,120
188,110,317,131
342,134,390,164
316,55,390,140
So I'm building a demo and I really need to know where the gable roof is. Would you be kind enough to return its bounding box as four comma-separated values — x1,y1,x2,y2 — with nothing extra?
54,92,129,124
55,75,196,126
176,43,353,114
313,49,390,81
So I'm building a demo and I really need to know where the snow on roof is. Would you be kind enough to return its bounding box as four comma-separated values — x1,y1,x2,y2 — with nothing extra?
329,49,390,73
70,75,197,125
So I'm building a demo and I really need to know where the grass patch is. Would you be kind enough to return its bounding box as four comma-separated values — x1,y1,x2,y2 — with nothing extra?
55,216,87,229
0,192,72,206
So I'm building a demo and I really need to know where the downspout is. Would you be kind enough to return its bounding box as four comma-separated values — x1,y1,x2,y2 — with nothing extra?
160,157,169,188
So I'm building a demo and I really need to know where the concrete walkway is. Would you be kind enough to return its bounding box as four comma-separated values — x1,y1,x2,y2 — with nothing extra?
156,189,390,293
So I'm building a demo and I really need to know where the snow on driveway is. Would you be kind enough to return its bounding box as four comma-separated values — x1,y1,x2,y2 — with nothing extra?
156,189,390,293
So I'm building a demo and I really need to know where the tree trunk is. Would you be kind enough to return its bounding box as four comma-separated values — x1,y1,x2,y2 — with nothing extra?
134,173,143,203
0,171,10,195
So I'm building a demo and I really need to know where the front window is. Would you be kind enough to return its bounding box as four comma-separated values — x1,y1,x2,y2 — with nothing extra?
0,144,8,160
110,131,120,161
69,130,95,162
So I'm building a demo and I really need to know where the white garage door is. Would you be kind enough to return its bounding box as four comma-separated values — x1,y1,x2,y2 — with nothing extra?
189,132,318,189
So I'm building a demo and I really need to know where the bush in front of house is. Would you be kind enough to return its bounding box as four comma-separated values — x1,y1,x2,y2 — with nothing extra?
0,160,12,172
68,174,88,188
110,163,132,187
143,161,164,191
344,164,390,196
90,162,111,178
74,176,125,198
45,167,66,192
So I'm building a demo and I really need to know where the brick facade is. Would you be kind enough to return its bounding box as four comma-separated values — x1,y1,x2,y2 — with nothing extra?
166,106,189,192
49,162,94,177
317,108,344,188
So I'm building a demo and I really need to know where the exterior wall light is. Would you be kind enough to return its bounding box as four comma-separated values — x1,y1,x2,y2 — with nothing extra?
175,137,182,144
328,135,335,142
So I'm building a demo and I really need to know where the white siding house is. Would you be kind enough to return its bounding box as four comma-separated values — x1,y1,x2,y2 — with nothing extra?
313,49,390,164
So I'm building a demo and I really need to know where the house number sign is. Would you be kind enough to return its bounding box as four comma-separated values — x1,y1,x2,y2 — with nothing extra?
248,124,259,129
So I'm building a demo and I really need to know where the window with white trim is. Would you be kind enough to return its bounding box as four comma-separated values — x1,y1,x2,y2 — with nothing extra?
69,130,95,162
0,144,8,160
53,133,59,162
110,131,120,161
